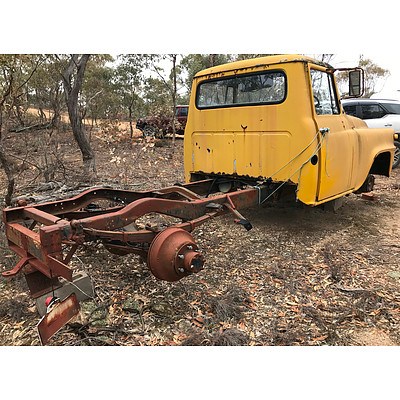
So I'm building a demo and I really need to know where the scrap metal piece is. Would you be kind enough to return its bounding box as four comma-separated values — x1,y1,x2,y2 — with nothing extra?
37,293,80,345
147,227,204,282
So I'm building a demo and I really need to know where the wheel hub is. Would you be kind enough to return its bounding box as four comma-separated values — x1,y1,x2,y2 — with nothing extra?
147,227,204,282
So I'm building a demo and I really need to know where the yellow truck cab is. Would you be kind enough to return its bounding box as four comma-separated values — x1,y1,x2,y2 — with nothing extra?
184,54,396,206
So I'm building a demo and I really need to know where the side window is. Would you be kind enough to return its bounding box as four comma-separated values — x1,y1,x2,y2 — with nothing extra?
310,69,339,115
343,104,357,117
361,104,387,119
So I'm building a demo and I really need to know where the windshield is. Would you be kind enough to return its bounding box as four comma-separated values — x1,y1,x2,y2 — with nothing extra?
196,70,286,109
383,102,400,114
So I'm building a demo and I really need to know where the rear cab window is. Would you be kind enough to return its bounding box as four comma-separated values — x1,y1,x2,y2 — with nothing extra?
196,70,287,109
176,106,188,117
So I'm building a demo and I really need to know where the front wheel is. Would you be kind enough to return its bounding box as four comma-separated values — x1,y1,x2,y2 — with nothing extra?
354,174,375,194
393,140,400,169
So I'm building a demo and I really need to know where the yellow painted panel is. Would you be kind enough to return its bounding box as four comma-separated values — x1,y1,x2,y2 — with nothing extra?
235,132,292,179
191,131,291,179
191,133,234,174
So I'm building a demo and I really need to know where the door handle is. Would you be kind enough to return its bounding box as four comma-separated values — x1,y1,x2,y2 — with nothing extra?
384,124,392,127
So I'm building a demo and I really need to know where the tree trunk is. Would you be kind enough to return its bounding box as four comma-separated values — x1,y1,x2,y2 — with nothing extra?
171,54,177,149
0,144,15,206
68,106,95,172
50,84,62,129
128,104,134,140
0,76,15,205
0,116,15,206
209,54,217,67
61,55,96,175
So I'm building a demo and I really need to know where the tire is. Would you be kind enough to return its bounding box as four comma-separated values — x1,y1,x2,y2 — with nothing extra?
393,140,400,169
155,129,165,139
355,174,375,194
143,125,157,138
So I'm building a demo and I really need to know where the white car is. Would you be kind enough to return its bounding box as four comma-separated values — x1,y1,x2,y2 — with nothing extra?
342,98,400,168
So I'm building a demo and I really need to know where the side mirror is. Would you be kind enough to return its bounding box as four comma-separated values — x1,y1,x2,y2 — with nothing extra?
335,67,365,98
349,68,364,97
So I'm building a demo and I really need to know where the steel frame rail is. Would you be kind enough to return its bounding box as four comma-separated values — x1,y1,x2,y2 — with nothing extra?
2,179,265,297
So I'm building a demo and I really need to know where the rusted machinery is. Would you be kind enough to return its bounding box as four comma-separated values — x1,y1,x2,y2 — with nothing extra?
2,178,267,343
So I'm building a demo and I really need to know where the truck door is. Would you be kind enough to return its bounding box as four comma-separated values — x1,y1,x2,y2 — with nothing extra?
310,68,355,201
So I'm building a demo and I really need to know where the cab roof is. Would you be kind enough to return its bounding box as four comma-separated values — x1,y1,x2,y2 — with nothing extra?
194,54,333,78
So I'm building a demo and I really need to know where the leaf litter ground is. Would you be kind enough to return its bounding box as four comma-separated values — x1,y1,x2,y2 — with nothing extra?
0,128,399,346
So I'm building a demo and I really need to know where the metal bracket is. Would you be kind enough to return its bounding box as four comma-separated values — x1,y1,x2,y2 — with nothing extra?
1,256,30,278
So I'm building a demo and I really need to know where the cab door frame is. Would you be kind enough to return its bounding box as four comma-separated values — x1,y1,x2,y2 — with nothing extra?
307,64,356,201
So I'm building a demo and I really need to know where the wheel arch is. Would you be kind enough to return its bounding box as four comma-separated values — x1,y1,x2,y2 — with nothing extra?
369,151,392,177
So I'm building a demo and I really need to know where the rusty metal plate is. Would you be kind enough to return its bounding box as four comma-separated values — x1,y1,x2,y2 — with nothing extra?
37,293,80,345
25,270,62,299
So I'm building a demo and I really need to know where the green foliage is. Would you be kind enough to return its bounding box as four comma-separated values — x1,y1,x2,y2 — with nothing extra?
179,54,234,93
114,54,147,119
235,53,277,61
83,56,120,120
142,77,172,116
0,55,46,128
26,55,66,125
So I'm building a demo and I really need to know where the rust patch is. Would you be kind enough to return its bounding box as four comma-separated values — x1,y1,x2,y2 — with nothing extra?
37,293,80,345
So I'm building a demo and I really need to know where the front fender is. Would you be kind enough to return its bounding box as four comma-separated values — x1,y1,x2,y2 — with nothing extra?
353,126,395,188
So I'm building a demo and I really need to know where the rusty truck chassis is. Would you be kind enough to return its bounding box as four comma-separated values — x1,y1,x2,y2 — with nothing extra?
2,178,273,300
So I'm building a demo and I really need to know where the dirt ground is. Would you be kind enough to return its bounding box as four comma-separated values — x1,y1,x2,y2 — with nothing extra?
0,126,399,346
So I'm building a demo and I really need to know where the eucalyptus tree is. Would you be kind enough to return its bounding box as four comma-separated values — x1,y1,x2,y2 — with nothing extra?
0,54,43,204
115,55,146,138
335,55,390,98
179,54,234,93
141,54,181,145
358,56,390,98
59,54,96,174
142,76,172,115
27,55,65,128
82,54,118,129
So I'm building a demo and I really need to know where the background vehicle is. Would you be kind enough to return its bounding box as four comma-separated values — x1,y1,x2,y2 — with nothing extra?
136,105,188,138
342,98,400,168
